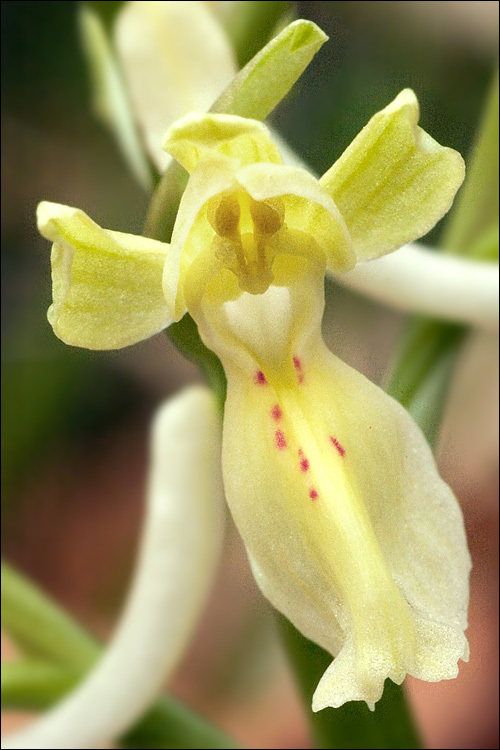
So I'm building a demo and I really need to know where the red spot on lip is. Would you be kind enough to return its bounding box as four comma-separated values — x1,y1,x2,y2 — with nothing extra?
330,436,345,457
271,404,282,421
298,449,309,472
309,488,318,500
254,370,267,385
293,356,304,384
275,430,287,450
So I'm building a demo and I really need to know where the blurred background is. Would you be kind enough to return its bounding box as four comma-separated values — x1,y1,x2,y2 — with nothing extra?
1,2,498,748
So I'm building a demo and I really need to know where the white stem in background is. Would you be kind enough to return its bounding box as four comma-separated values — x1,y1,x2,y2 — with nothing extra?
3,387,225,750
334,244,499,332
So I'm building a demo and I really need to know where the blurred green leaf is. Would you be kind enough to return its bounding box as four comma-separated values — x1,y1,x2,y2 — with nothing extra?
85,1,125,31
1,562,100,670
1,561,237,749
2,660,80,711
443,71,499,255
385,319,463,444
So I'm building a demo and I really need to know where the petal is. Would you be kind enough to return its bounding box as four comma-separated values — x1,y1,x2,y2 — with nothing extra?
192,273,470,709
2,387,225,749
163,158,238,320
236,162,355,272
37,201,172,350
320,89,465,263
114,0,237,171
163,112,283,173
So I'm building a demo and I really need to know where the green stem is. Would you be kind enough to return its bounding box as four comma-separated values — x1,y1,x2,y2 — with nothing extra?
1,561,237,749
384,320,463,445
1,563,100,671
442,71,499,255
165,316,227,412
386,71,499,445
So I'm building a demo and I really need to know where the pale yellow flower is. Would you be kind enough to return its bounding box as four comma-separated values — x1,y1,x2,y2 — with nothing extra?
37,89,470,709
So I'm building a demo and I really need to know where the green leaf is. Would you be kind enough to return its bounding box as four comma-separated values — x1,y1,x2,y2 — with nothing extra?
1,562,99,671
85,1,125,31
384,320,463,445
2,661,80,711
1,561,237,748
384,320,462,407
1,660,236,749
467,221,499,262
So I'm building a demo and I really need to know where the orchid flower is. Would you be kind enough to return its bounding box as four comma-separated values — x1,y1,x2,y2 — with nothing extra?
36,87,471,711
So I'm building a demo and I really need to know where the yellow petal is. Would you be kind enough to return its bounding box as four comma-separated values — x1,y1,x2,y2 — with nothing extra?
320,89,465,263
192,270,470,709
114,0,237,171
163,115,356,318
237,162,355,272
163,158,238,319
163,112,283,173
37,202,172,350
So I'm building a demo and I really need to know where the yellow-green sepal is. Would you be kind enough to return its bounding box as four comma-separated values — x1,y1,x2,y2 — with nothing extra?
37,201,172,350
320,89,465,263
212,19,328,121
163,113,283,173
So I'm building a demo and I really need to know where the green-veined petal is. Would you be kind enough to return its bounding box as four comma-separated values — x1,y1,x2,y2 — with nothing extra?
37,202,172,350
320,89,465,263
